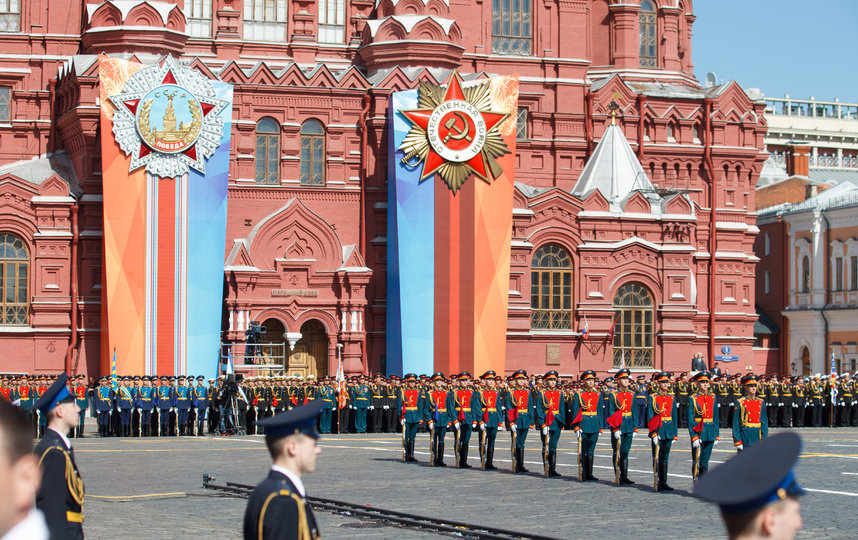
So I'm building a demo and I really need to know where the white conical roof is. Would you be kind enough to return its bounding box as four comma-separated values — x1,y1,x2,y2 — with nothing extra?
571,124,652,203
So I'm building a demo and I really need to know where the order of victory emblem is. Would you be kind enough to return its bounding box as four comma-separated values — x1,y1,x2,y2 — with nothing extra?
398,71,511,193
109,56,228,177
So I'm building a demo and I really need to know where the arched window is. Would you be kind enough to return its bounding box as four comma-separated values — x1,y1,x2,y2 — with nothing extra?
612,282,654,368
255,117,280,185
801,255,810,293
800,346,810,376
692,122,701,143
0,233,28,326
300,119,325,186
666,120,676,142
492,0,532,55
639,0,657,68
530,244,573,330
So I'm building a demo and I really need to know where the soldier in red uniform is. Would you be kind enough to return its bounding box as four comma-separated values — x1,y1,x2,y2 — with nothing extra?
476,371,503,470
452,373,479,468
424,373,454,466
647,372,679,491
506,370,536,473
688,371,719,479
396,373,424,463
733,373,768,451
570,370,603,482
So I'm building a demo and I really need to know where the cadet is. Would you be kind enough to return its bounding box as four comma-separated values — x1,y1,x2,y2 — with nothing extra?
94,377,114,437
606,368,637,485
476,371,503,470
535,370,565,478
688,371,719,479
507,370,536,473
633,374,648,429
370,374,386,433
452,372,479,468
243,401,323,540
351,377,371,433
694,432,805,540
33,374,85,540
385,376,399,433
425,372,454,466
647,371,678,492
570,370,602,481
397,373,424,463
675,372,690,428
733,374,768,451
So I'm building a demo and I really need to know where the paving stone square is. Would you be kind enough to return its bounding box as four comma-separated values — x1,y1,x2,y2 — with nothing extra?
72,423,858,539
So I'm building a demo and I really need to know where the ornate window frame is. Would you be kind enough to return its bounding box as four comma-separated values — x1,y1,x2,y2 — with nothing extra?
491,0,533,55
0,232,29,326
612,282,654,369
300,119,325,186
255,117,280,185
530,243,573,331
639,0,657,68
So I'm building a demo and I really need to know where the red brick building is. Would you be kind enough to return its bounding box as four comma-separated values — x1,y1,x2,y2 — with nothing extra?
0,0,767,378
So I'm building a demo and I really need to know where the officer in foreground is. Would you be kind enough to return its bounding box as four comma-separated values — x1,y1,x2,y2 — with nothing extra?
694,431,804,540
33,373,85,540
243,400,323,540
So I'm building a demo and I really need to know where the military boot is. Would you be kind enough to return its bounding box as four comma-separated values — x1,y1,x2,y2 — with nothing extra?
485,445,497,470
516,448,529,473
548,452,561,477
620,457,635,485
460,445,471,468
436,443,447,466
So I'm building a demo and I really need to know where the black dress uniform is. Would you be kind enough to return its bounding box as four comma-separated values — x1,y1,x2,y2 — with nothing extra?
33,374,85,540
243,469,320,540
243,401,324,540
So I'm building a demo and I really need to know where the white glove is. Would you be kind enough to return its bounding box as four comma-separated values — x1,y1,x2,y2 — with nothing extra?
479,422,486,431
713,439,718,446
631,431,636,439
453,421,460,430
428,421,435,430
613,430,621,440
692,438,700,449
575,430,581,439
652,435,660,445
736,444,744,452
511,424,517,433
383,405,389,410
541,426,549,435
400,418,405,426
171,408,176,413
369,405,374,410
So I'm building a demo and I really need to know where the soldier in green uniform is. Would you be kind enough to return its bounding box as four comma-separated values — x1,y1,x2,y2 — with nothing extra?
424,372,454,466
570,370,603,482
647,372,679,491
317,378,335,434
607,368,637,485
506,370,536,473
396,373,424,462
674,372,690,429
535,370,565,477
688,371,719,479
73,375,88,438
351,377,371,433
476,371,503,470
452,373,479,468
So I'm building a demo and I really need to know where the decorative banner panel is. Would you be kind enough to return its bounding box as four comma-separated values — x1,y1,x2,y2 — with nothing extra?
98,55,232,378
387,73,518,377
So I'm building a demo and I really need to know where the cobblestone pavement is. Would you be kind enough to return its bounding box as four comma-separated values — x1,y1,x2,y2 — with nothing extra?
70,423,858,539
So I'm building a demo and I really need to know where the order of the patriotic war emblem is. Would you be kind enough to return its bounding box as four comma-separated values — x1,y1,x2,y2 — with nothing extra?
398,71,511,194
109,56,228,177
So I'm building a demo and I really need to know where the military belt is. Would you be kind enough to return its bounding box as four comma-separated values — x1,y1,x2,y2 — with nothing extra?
67,511,84,523
743,422,761,428
582,411,597,416
487,408,497,412
405,406,417,410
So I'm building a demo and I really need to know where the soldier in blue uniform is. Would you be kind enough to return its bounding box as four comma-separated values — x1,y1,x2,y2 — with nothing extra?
316,378,335,434
570,370,603,481
535,370,565,477
33,373,85,540
396,373,424,462
350,377,371,433
607,368,638,485
175,376,192,436
688,371,719,479
647,371,679,491
156,376,175,436
243,400,323,540
192,375,209,436
136,376,156,436
424,372,454,467
506,370,536,473
95,377,114,437
116,376,136,437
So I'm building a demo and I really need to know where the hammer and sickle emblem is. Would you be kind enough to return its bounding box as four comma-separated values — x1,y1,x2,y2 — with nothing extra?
442,111,472,144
